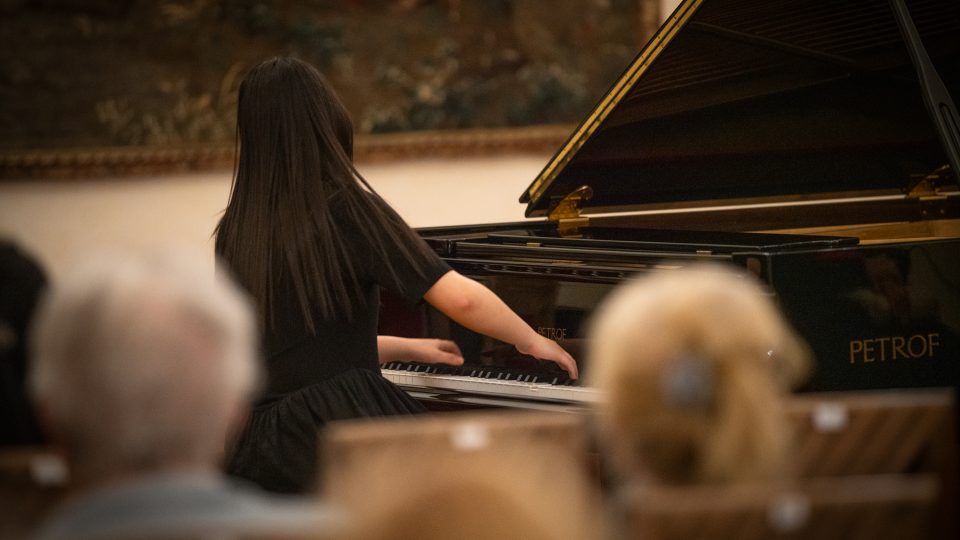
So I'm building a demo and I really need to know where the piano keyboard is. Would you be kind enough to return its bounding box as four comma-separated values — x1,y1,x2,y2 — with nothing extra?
381,362,601,405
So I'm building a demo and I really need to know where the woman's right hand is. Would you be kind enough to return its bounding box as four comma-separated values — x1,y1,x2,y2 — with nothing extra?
517,334,579,380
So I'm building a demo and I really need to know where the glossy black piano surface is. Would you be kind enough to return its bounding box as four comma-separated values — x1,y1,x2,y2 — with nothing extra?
379,0,960,408
381,227,959,403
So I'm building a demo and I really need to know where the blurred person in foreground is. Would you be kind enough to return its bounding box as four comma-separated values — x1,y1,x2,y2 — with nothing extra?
336,435,603,540
588,264,811,486
0,239,48,445
28,254,342,540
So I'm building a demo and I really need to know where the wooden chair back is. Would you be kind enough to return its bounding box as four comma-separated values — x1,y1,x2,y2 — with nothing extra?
785,390,956,477
619,474,938,540
320,409,588,497
319,410,600,539
785,389,957,539
0,447,69,538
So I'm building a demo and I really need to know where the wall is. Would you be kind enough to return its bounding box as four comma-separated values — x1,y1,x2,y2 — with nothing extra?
0,155,550,280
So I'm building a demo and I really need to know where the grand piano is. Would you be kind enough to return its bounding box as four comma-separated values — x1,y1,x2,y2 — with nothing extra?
380,0,960,410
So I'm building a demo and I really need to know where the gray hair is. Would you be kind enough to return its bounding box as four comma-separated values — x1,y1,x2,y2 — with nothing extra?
29,253,260,475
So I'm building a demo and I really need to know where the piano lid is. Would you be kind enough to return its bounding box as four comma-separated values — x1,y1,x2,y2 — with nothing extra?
521,0,960,218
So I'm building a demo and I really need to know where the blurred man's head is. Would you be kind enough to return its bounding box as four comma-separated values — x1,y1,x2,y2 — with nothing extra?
29,254,260,483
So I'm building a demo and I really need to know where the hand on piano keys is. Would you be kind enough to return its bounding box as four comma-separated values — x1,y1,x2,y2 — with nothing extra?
377,336,464,366
517,334,579,380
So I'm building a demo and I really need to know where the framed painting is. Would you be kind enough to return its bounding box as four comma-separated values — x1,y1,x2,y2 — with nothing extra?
0,0,660,179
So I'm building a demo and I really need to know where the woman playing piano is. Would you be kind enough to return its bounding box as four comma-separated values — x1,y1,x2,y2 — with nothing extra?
215,56,577,494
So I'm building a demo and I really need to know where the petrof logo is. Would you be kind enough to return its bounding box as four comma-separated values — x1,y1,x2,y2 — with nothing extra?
849,333,941,364
537,327,568,342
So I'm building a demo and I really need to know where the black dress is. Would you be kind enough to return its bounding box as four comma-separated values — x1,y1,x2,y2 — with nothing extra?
225,216,451,494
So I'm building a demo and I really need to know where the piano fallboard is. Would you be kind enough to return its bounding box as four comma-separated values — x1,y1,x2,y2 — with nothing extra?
380,226,960,408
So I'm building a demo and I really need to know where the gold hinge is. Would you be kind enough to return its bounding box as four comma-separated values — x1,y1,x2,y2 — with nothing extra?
905,165,952,200
548,185,593,236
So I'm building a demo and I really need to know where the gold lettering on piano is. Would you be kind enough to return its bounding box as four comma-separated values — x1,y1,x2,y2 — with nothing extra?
537,327,568,342
849,333,941,364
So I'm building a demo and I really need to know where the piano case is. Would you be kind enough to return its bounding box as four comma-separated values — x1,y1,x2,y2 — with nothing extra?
380,0,960,409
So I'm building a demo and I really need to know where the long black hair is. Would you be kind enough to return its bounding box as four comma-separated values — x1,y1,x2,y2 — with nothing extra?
215,56,433,332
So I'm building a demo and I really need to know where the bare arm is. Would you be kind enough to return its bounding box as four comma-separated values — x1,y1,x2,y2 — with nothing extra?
422,271,578,379
377,336,464,366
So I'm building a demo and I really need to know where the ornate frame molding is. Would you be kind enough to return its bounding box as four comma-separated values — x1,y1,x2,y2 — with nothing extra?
0,125,572,180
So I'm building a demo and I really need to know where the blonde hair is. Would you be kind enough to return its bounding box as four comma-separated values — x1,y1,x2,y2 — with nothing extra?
350,448,598,540
324,413,603,540
588,264,809,484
